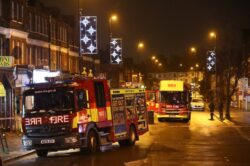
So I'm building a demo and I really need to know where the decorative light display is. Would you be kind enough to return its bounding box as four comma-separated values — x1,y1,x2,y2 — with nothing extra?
206,50,216,72
80,16,97,54
110,38,122,64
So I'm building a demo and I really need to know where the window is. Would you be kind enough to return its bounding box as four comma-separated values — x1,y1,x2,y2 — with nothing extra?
76,90,88,109
38,15,40,33
44,19,48,35
29,13,32,30
11,1,14,19
94,82,106,107
0,37,3,56
0,0,2,16
21,42,24,64
16,3,19,20
35,15,37,32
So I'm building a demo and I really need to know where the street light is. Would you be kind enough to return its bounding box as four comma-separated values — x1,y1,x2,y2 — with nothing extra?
109,14,118,38
209,32,216,39
195,63,199,89
137,41,144,64
209,31,217,100
190,47,197,54
151,55,156,60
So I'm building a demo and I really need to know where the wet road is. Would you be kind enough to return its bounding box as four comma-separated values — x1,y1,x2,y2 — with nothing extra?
7,111,250,166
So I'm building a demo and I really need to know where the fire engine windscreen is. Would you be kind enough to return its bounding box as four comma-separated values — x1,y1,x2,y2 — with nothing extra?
24,88,74,114
160,91,188,105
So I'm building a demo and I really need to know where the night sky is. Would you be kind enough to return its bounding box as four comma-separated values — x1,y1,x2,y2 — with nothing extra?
40,0,250,64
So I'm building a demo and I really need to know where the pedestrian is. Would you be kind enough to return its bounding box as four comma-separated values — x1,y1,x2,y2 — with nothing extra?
209,100,215,120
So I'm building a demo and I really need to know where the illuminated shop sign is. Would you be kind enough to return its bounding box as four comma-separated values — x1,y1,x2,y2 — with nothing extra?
0,56,13,67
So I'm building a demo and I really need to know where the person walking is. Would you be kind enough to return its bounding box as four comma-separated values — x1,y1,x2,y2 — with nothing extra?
209,100,215,120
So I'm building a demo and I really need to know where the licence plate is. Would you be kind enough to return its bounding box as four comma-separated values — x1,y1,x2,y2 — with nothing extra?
169,115,176,117
41,139,55,144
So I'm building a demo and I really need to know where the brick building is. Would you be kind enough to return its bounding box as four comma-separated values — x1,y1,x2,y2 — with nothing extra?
0,0,99,131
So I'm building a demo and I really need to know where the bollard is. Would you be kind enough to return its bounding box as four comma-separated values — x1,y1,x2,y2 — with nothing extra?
148,111,154,124
0,129,9,154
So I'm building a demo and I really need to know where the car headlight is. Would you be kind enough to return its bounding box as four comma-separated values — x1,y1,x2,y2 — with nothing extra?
23,139,32,146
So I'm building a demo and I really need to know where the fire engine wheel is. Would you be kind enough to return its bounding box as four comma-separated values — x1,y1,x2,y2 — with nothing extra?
128,126,137,145
36,149,48,157
86,130,99,153
119,126,136,146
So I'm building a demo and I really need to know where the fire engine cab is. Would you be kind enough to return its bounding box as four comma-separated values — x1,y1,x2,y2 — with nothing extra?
22,77,148,157
146,80,191,122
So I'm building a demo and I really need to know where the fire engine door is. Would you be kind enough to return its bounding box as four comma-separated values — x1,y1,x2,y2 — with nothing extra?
94,82,107,122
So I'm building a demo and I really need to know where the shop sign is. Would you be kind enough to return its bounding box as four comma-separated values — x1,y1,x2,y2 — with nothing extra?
0,82,6,97
0,56,13,67
238,77,248,91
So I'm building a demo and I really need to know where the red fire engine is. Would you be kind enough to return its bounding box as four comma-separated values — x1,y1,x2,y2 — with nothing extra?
22,77,148,157
147,80,191,122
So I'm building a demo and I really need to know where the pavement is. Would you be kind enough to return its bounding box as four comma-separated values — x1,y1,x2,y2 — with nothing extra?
1,107,250,164
0,132,34,164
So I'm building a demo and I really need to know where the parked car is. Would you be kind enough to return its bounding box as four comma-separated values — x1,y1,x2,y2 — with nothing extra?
191,98,205,111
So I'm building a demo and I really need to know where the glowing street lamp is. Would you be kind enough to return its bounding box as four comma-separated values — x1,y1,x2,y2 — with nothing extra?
151,55,156,60
137,41,144,64
190,47,196,54
109,14,118,38
158,63,162,67
209,31,216,38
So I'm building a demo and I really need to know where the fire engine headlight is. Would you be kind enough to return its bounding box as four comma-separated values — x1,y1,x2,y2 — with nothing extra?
23,139,32,146
78,125,83,133
64,136,78,144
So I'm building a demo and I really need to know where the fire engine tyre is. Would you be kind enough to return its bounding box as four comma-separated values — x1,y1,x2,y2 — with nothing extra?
158,118,165,122
128,126,137,146
119,126,136,146
36,150,48,157
86,130,99,153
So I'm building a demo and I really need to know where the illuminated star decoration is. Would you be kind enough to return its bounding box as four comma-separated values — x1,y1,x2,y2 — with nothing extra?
80,16,97,54
110,38,122,64
206,50,216,72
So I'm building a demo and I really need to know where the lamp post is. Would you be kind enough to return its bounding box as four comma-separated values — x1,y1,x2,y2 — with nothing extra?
109,14,118,39
195,63,199,97
209,31,217,100
137,42,144,64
